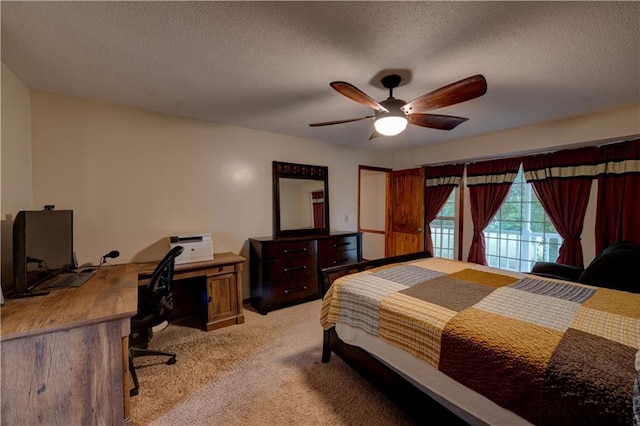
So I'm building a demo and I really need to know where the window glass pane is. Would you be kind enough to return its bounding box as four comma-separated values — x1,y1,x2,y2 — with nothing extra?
429,190,456,259
482,167,563,272
485,218,500,233
439,202,455,217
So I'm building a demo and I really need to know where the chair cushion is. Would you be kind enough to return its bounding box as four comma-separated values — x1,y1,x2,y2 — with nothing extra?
530,261,584,282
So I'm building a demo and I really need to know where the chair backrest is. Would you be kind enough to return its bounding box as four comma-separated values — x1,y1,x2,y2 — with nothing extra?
145,245,184,320
579,241,640,292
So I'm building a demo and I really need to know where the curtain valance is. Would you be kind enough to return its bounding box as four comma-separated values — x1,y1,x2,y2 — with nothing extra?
424,164,465,187
595,138,640,176
521,138,640,182
466,157,521,187
311,190,324,203
523,146,599,182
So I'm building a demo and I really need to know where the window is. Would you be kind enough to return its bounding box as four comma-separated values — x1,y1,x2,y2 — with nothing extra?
430,190,456,259
484,167,562,272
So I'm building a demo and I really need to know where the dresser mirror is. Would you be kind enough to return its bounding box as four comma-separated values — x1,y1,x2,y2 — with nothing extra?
273,161,329,237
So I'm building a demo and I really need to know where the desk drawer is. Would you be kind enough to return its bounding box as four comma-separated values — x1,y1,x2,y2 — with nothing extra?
265,240,317,259
206,264,236,276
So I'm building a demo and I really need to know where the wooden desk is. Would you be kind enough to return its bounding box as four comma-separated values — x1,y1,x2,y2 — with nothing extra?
0,264,139,425
137,252,245,331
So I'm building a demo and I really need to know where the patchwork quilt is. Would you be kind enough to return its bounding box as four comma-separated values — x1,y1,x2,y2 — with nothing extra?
320,258,640,425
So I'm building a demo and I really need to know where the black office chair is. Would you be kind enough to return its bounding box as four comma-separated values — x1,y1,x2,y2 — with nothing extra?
129,245,184,397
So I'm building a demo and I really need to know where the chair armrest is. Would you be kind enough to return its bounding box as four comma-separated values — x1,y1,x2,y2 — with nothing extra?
530,262,584,282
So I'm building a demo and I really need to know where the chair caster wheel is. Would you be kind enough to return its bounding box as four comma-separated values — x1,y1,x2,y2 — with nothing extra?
167,357,177,365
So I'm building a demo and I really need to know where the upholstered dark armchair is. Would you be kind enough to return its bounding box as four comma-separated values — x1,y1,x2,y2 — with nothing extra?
129,245,184,396
530,241,640,293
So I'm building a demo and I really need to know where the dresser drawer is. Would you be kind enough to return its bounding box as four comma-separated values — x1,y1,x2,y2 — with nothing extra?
266,255,316,282
268,275,319,306
319,248,358,270
319,235,358,253
265,240,317,259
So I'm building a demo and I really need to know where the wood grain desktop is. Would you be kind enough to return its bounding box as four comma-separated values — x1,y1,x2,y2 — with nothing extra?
1,263,139,425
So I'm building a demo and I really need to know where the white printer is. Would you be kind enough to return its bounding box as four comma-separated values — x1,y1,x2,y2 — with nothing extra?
169,233,214,264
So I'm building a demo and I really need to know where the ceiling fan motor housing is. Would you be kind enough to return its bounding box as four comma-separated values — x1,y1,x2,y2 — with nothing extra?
376,98,406,119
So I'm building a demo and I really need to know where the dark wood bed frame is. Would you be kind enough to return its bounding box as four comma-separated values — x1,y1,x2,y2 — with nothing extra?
319,252,470,425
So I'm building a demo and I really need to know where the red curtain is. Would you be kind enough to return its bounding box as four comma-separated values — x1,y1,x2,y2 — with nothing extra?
424,164,465,256
466,157,522,265
522,147,598,267
311,190,325,228
595,138,640,251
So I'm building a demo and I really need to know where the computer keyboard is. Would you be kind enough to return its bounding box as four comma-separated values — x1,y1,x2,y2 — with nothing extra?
47,272,95,289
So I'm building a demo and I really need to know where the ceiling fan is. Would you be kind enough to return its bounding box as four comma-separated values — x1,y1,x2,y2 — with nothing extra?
309,74,487,140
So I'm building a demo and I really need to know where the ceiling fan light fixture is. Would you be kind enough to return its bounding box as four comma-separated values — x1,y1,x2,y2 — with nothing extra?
374,115,408,136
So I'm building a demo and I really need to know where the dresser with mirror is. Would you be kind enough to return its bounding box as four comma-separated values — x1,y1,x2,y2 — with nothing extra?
249,161,362,314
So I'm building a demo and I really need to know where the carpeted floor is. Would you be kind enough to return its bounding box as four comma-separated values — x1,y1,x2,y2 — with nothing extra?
130,299,416,425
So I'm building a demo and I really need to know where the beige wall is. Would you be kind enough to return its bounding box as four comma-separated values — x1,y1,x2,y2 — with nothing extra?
26,91,393,296
395,103,640,265
1,63,33,289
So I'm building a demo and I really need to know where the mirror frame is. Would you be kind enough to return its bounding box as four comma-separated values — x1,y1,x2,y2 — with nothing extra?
273,161,330,238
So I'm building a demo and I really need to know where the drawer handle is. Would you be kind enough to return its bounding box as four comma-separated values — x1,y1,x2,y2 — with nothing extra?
332,257,351,265
283,265,307,273
284,286,308,294
332,242,351,248
283,248,307,254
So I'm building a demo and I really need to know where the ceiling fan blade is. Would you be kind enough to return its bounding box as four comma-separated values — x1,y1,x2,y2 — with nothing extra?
309,116,374,127
401,75,487,114
407,113,469,130
368,130,382,140
330,81,389,113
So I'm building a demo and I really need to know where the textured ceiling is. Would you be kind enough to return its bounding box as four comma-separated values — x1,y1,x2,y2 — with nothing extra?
2,1,639,152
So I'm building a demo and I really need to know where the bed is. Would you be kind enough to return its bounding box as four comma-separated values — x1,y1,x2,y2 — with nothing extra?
319,252,640,425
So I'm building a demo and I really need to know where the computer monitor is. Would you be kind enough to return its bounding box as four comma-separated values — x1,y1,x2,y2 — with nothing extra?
13,209,75,296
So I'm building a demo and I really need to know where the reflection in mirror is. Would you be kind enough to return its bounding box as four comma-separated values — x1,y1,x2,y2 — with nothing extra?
273,161,329,237
279,178,325,230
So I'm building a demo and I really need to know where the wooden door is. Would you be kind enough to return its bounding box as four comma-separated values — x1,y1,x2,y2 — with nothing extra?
385,167,425,256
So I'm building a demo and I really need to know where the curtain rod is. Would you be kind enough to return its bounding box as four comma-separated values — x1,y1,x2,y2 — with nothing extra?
417,134,640,168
